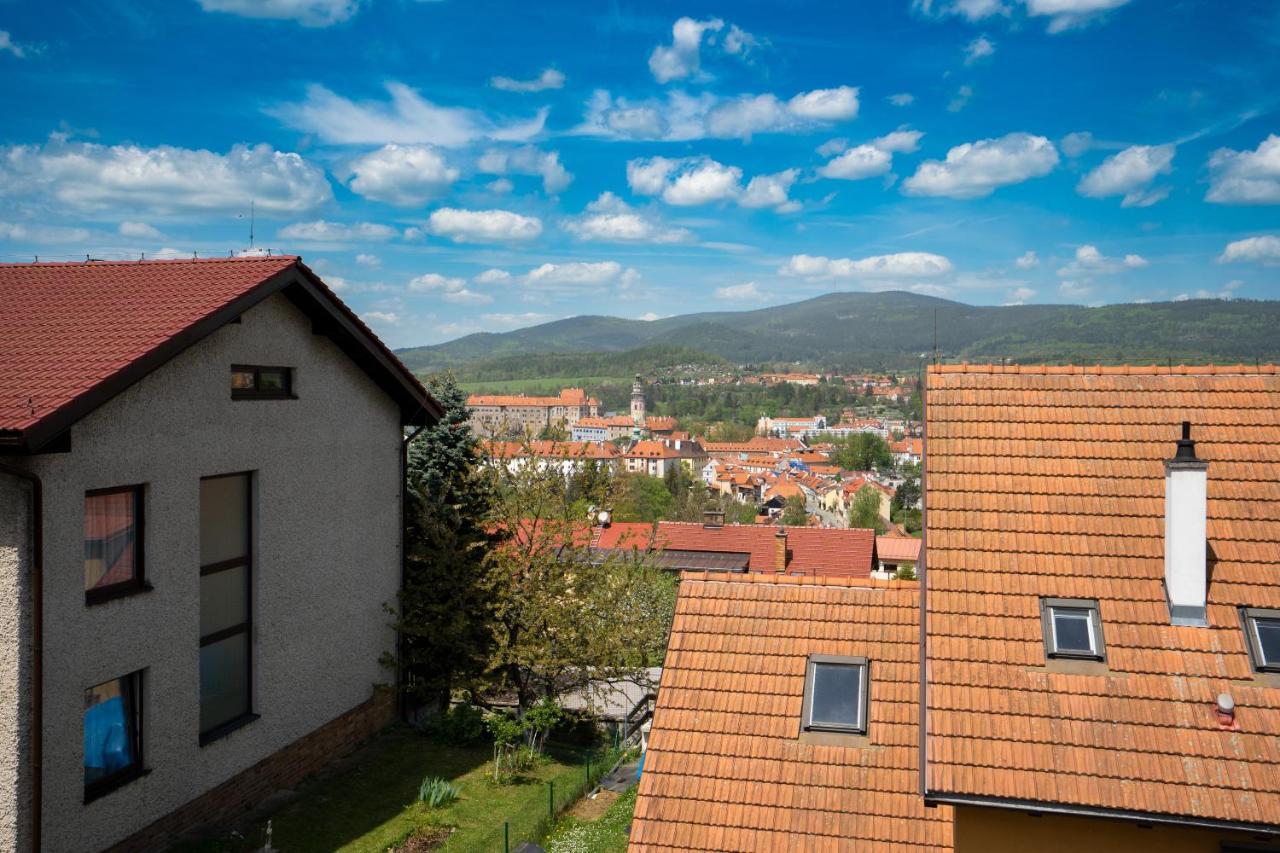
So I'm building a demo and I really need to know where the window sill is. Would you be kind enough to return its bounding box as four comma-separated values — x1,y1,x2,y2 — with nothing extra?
800,729,871,748
85,581,153,607
84,766,149,804
1028,658,1111,675
200,713,260,747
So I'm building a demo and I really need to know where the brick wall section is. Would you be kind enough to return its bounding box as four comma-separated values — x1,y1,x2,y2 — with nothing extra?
104,689,397,853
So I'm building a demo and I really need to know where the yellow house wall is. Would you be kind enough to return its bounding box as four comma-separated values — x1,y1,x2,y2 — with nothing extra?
955,804,1279,853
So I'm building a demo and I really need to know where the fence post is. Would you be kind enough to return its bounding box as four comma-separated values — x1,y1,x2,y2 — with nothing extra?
549,780,555,821
504,821,509,853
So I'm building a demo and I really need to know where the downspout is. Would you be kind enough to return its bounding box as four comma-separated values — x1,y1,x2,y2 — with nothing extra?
0,461,41,853
399,415,429,723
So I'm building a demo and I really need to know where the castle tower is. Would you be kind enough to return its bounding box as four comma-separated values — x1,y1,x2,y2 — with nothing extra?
631,374,645,439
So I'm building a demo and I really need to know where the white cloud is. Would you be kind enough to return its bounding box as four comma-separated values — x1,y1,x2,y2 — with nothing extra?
525,261,632,286
1192,281,1242,300
474,268,513,284
741,170,799,209
407,272,493,304
564,192,693,244
490,68,565,93
1022,0,1132,33
1007,285,1036,302
0,221,93,244
964,34,996,64
817,138,848,157
627,157,797,211
271,82,547,146
278,220,398,242
947,85,974,113
1206,134,1280,205
714,281,765,301
479,312,553,329
626,156,679,195
364,310,400,325
664,160,744,205
356,253,380,267
1014,250,1039,269
1077,144,1174,207
426,208,542,243
486,178,514,194
1060,131,1094,158
819,130,922,180
637,312,661,322
476,146,572,194
197,0,361,26
1058,280,1092,299
1057,244,1148,276
347,144,458,206
0,137,331,215
576,86,860,142
781,252,954,279
324,275,349,291
888,93,915,107
648,17,726,83
723,24,759,56
1218,235,1280,265
443,288,493,304
902,132,1058,198
0,30,39,58
913,0,1010,21
119,221,162,239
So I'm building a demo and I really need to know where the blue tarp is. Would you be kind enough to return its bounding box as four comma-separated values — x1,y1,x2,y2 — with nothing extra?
84,696,132,782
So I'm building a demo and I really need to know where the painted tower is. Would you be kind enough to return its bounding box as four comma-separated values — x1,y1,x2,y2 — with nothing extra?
631,374,645,441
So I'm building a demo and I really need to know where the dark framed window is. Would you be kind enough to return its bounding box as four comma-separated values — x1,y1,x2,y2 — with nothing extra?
1241,608,1280,673
1041,598,1106,661
801,654,868,734
199,472,256,744
84,485,147,604
230,365,293,400
84,671,144,802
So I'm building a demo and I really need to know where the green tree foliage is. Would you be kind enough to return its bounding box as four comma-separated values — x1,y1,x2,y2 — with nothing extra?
893,463,921,509
613,473,675,522
893,564,917,581
396,372,494,710
832,433,893,471
537,422,569,441
780,493,809,527
704,421,756,442
849,485,887,534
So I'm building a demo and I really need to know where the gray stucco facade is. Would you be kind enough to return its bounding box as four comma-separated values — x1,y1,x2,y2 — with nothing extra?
0,292,404,852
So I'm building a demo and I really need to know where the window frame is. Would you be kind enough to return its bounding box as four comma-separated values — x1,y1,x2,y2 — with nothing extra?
1240,607,1280,673
801,654,869,735
83,670,145,803
1040,597,1106,661
230,364,295,401
84,484,149,605
198,471,257,745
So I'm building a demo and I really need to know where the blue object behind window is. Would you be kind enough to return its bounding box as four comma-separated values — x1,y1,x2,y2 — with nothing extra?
84,695,134,784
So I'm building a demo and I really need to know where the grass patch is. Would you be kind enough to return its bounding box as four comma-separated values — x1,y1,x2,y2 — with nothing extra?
174,726,615,853
457,376,630,394
545,786,637,853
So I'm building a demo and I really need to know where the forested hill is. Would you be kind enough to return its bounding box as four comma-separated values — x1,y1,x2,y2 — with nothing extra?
396,291,1280,373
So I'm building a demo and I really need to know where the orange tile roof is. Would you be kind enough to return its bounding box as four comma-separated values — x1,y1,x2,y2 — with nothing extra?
631,573,953,851
486,440,621,459
876,535,921,563
924,364,1280,829
468,387,594,408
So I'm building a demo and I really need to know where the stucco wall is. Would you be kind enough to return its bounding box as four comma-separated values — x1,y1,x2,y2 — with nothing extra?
954,803,1279,852
12,292,403,852
0,476,32,853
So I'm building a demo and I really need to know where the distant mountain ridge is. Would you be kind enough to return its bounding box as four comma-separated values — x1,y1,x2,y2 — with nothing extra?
396,291,1280,373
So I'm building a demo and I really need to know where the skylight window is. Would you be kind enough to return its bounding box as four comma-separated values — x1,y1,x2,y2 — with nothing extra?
1242,608,1280,673
801,655,868,734
1040,598,1105,661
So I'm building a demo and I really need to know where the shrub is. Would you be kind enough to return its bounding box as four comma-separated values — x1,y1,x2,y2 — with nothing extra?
424,703,486,744
417,776,462,809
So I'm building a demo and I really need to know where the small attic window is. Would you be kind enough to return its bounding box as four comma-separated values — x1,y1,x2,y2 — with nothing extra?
1040,598,1105,661
801,655,868,734
1241,608,1280,672
231,365,294,400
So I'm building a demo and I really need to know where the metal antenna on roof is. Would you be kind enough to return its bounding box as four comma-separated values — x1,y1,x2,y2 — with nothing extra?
249,199,256,249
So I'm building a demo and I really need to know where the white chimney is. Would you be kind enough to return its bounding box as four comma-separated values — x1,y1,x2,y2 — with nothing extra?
1165,421,1209,627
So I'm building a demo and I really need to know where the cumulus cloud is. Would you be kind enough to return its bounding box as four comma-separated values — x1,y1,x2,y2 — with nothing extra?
1206,135,1280,205
1058,280,1092,299
0,221,93,244
781,252,954,279
663,160,744,205
1077,144,1174,207
426,208,542,243
912,0,1010,21
364,310,399,325
197,0,361,26
277,220,398,242
964,34,996,64
819,129,922,180
356,253,380,267
1057,244,1147,276
490,68,565,93
564,192,693,244
0,30,39,58
888,93,915,107
576,85,859,142
902,132,1058,198
1014,250,1040,269
271,82,547,146
1022,0,1133,33
1218,235,1280,265
474,268,513,284
119,221,162,239
476,146,572,194
0,137,331,215
649,16,724,83
525,261,633,286
408,272,493,304
741,170,799,209
347,144,458,206
627,156,797,211
1007,285,1036,303
714,281,766,301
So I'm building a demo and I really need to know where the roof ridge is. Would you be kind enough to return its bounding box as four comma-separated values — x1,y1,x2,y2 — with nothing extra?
678,570,917,588
0,255,300,269
929,362,1279,375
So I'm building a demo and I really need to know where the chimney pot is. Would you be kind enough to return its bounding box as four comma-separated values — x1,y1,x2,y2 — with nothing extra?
1165,422,1209,627
1216,692,1236,727
775,526,787,572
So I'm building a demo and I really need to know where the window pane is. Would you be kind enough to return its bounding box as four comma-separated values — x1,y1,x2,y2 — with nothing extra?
84,676,136,785
810,663,862,728
257,368,288,393
200,474,249,565
1255,618,1280,665
230,369,256,391
85,490,138,591
200,565,248,636
1053,609,1094,653
200,632,250,733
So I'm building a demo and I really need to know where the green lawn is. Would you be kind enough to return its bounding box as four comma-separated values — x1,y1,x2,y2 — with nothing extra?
175,727,616,853
545,787,637,853
457,376,629,394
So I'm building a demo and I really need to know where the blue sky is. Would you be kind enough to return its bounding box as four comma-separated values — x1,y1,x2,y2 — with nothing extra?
2,0,1279,347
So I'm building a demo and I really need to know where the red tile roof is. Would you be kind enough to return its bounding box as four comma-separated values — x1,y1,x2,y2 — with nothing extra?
486,440,622,459
0,256,439,449
924,363,1280,829
631,572,953,851
875,535,920,563
468,387,595,408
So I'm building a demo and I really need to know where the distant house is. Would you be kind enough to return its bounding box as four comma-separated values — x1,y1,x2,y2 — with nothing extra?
486,439,623,476
623,439,708,478
890,436,923,466
0,257,441,852
874,535,919,576
467,387,599,437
